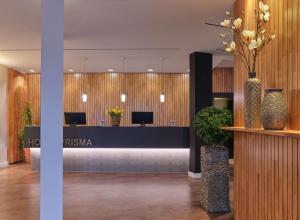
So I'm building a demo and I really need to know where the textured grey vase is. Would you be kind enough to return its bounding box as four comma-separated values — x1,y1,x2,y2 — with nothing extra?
261,88,288,130
244,72,262,128
199,145,230,213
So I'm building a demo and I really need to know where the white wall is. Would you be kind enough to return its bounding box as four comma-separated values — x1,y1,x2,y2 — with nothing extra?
0,65,8,167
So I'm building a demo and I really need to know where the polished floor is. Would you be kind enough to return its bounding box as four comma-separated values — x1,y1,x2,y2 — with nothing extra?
0,164,233,220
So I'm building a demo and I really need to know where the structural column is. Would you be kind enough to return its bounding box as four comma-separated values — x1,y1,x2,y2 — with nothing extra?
40,0,64,219
189,52,212,177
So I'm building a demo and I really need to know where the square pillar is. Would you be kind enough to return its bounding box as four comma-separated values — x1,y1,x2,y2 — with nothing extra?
189,52,213,177
40,0,64,219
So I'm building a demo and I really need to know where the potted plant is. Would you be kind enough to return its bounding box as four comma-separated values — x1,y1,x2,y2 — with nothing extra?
19,103,33,162
219,1,275,128
107,106,124,127
193,106,233,213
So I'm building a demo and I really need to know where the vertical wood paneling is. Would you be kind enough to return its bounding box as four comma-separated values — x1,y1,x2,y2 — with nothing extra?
234,0,300,130
7,69,27,163
234,0,300,219
212,68,234,93
234,132,300,220
25,73,190,127
25,74,40,125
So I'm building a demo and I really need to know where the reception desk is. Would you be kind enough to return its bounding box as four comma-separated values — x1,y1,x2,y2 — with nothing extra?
25,126,190,172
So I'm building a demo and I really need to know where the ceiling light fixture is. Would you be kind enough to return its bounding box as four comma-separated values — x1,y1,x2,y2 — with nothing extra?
121,94,126,103
108,69,114,72
82,93,88,103
68,69,75,72
160,93,165,103
147,69,154,73
29,69,35,73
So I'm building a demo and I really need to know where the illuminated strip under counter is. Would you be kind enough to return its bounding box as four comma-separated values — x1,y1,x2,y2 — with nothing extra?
30,148,189,173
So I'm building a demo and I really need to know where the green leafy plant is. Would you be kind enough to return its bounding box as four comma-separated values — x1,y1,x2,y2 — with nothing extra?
19,103,33,150
193,106,233,146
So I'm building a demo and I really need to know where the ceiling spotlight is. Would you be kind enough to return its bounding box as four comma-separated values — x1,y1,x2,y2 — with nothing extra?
29,69,35,73
108,69,114,72
186,69,190,73
147,69,154,73
68,69,75,72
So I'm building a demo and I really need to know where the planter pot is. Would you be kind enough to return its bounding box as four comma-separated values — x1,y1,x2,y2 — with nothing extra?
261,88,288,130
24,148,31,163
111,116,121,127
244,72,262,128
199,145,230,213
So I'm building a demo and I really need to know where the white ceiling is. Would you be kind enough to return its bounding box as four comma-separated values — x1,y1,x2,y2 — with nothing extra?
0,0,234,73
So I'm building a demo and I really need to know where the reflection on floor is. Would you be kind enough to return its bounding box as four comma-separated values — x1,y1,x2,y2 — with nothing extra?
0,164,233,220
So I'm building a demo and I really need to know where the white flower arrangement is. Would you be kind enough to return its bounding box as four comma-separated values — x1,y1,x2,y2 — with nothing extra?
220,1,275,73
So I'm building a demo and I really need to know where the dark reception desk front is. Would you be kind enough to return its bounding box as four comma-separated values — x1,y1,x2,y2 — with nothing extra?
25,126,190,172
24,126,189,149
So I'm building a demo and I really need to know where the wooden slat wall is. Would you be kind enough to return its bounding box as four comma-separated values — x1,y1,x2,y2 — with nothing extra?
234,0,300,219
26,74,40,125
212,68,234,93
234,132,299,220
26,73,190,126
234,0,300,129
7,69,27,163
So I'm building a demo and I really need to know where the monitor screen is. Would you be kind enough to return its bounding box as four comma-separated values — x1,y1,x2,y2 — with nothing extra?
64,112,86,125
132,112,153,125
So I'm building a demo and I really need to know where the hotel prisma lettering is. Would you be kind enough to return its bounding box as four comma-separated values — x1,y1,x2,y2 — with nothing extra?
64,138,93,147
27,138,93,147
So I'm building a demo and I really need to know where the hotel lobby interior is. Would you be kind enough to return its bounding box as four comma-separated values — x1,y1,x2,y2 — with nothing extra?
0,0,299,219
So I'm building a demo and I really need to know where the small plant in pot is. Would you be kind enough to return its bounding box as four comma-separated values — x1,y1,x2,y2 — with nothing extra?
19,103,33,162
107,106,124,127
193,106,233,213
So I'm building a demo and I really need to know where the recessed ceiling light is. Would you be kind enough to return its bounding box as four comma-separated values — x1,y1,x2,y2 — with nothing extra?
29,69,35,73
147,69,154,72
186,69,190,73
68,69,75,72
108,69,114,72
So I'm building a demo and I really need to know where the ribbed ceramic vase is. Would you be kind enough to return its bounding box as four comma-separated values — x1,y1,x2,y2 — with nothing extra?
261,88,288,130
244,72,262,128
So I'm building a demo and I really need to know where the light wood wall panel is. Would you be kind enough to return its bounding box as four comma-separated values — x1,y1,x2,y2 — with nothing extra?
233,0,300,219
26,73,190,127
234,132,300,220
234,0,300,130
212,68,234,93
7,69,27,163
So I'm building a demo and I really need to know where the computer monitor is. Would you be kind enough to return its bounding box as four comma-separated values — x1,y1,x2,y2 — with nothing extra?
132,112,153,126
64,112,86,126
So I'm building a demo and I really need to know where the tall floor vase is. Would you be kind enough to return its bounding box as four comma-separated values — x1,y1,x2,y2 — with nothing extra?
244,72,262,128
